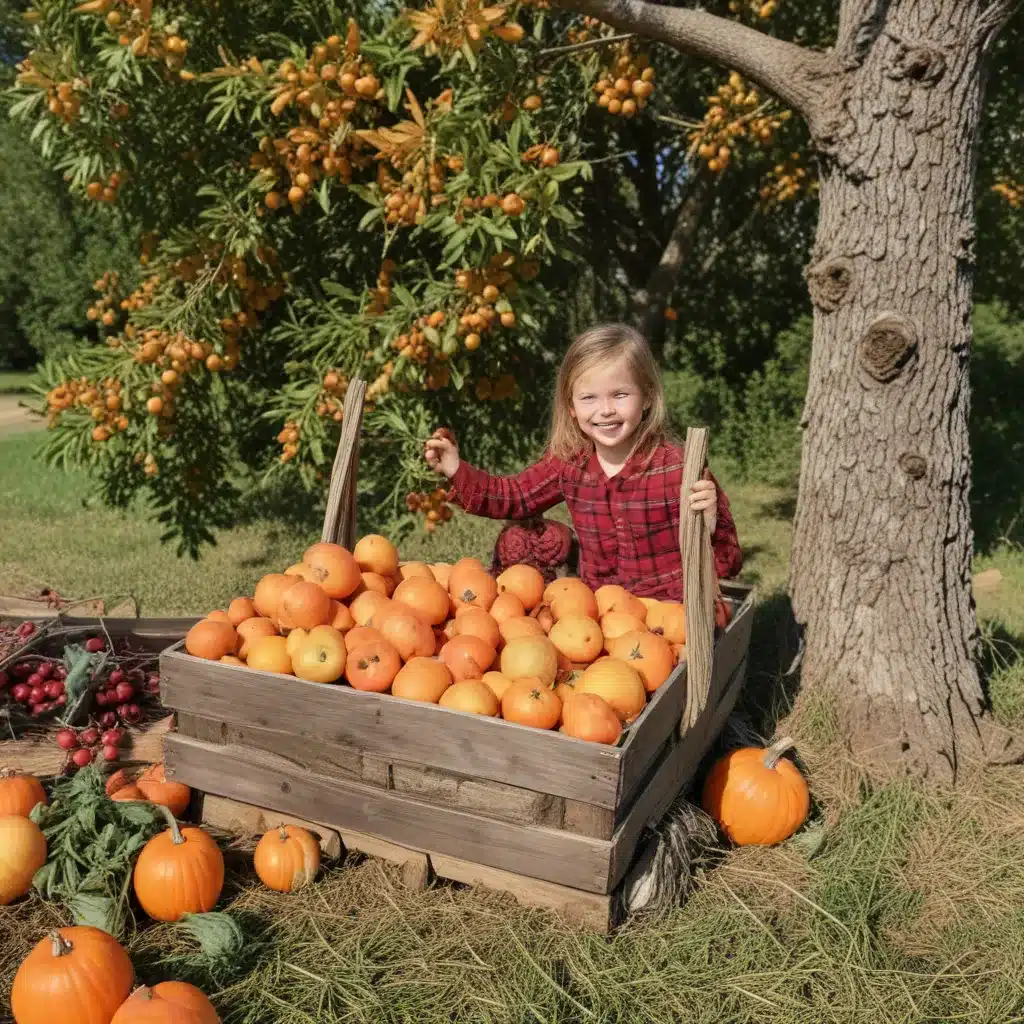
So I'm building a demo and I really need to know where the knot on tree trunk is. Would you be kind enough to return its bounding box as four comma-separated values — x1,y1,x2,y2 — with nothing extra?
898,453,928,480
859,312,919,384
886,40,947,86
805,256,855,312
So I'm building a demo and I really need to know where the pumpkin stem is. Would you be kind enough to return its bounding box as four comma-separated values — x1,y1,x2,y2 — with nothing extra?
49,932,73,958
156,802,186,844
763,736,797,770
279,825,289,841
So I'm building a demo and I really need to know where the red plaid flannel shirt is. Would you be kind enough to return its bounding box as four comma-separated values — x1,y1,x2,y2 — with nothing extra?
450,442,742,600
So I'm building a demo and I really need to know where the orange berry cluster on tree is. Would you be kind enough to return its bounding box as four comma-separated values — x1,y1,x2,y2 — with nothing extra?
593,41,656,119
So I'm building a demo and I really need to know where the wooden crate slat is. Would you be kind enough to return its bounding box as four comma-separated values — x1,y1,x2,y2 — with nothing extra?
607,652,750,889
161,647,624,807
165,733,615,893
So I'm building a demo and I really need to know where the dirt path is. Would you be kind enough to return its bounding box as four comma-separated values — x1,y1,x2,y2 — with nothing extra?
0,395,42,436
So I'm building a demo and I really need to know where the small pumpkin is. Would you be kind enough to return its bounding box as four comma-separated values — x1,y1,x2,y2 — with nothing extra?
136,763,191,817
110,784,148,802
0,814,47,906
253,824,321,892
701,736,810,846
105,769,132,798
0,770,47,818
133,806,224,922
10,926,134,1024
111,982,220,1024
500,677,561,730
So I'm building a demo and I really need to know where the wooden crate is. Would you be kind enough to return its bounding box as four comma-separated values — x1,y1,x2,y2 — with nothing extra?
158,383,756,929
1,617,198,776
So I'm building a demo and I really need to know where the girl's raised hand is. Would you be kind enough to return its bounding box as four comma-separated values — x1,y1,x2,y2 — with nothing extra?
424,427,460,479
689,469,718,534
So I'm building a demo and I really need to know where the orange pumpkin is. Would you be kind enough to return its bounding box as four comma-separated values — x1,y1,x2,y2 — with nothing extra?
440,634,496,680
11,926,134,1024
496,564,545,610
439,680,499,716
105,769,132,797
376,606,436,661
391,658,453,703
448,557,486,598
561,693,623,745
235,616,278,659
111,982,220,1024
253,824,321,892
0,814,47,905
500,678,561,729
110,784,147,802
550,583,599,621
578,657,646,722
353,534,400,576
133,808,224,922
392,576,451,625
303,542,363,599
701,738,810,846
246,635,293,674
345,639,401,692
606,631,676,692
0,771,47,818
136,763,191,817
184,619,237,661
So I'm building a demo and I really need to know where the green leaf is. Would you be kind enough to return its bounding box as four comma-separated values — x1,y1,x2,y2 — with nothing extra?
178,912,245,962
68,892,121,936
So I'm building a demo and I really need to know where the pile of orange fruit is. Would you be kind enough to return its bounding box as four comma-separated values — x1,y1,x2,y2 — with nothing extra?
184,536,734,746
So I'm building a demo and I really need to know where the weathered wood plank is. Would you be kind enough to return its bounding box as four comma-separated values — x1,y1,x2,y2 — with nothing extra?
607,653,749,889
199,793,343,858
429,853,614,933
161,647,623,807
164,734,615,893
561,800,616,840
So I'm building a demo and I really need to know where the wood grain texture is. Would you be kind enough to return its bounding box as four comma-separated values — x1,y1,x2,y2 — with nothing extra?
164,734,616,893
199,793,343,858
161,646,624,807
608,652,749,888
429,853,614,933
321,378,366,548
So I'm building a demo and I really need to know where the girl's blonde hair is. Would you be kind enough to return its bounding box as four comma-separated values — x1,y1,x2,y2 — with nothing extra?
548,323,669,461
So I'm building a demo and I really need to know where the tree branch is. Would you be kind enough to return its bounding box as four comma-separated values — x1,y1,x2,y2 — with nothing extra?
975,0,1022,49
554,0,829,122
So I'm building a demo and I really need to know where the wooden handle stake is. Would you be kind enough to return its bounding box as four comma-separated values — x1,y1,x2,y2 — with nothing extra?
321,378,367,548
679,427,715,735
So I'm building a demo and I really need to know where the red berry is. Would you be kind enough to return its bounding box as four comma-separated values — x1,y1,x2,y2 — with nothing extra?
102,744,119,762
101,728,124,747
85,637,105,653
94,690,108,707
109,668,125,685
16,621,36,638
56,665,68,680
45,680,65,700
115,681,135,702
31,704,46,718
56,729,79,750
121,704,143,724
99,711,118,729
11,683,31,702
27,672,43,688
12,662,33,678
79,727,100,746
55,694,67,706
29,685,46,705
36,662,53,681
71,748,93,767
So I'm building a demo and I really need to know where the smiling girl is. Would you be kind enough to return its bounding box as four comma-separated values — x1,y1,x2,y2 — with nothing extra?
423,323,742,599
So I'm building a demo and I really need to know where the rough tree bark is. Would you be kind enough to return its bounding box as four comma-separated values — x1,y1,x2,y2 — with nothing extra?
558,0,1023,780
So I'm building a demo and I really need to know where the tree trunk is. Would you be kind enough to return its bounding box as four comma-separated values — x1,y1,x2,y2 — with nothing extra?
791,0,1016,780
559,0,1022,779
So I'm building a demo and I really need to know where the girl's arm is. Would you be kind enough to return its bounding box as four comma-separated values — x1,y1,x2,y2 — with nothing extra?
424,429,564,520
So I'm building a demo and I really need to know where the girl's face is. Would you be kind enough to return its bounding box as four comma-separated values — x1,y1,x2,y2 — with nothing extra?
570,357,647,455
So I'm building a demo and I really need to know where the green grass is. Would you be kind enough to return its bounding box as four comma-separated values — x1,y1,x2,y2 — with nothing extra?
0,370,37,394
1,431,1024,1024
